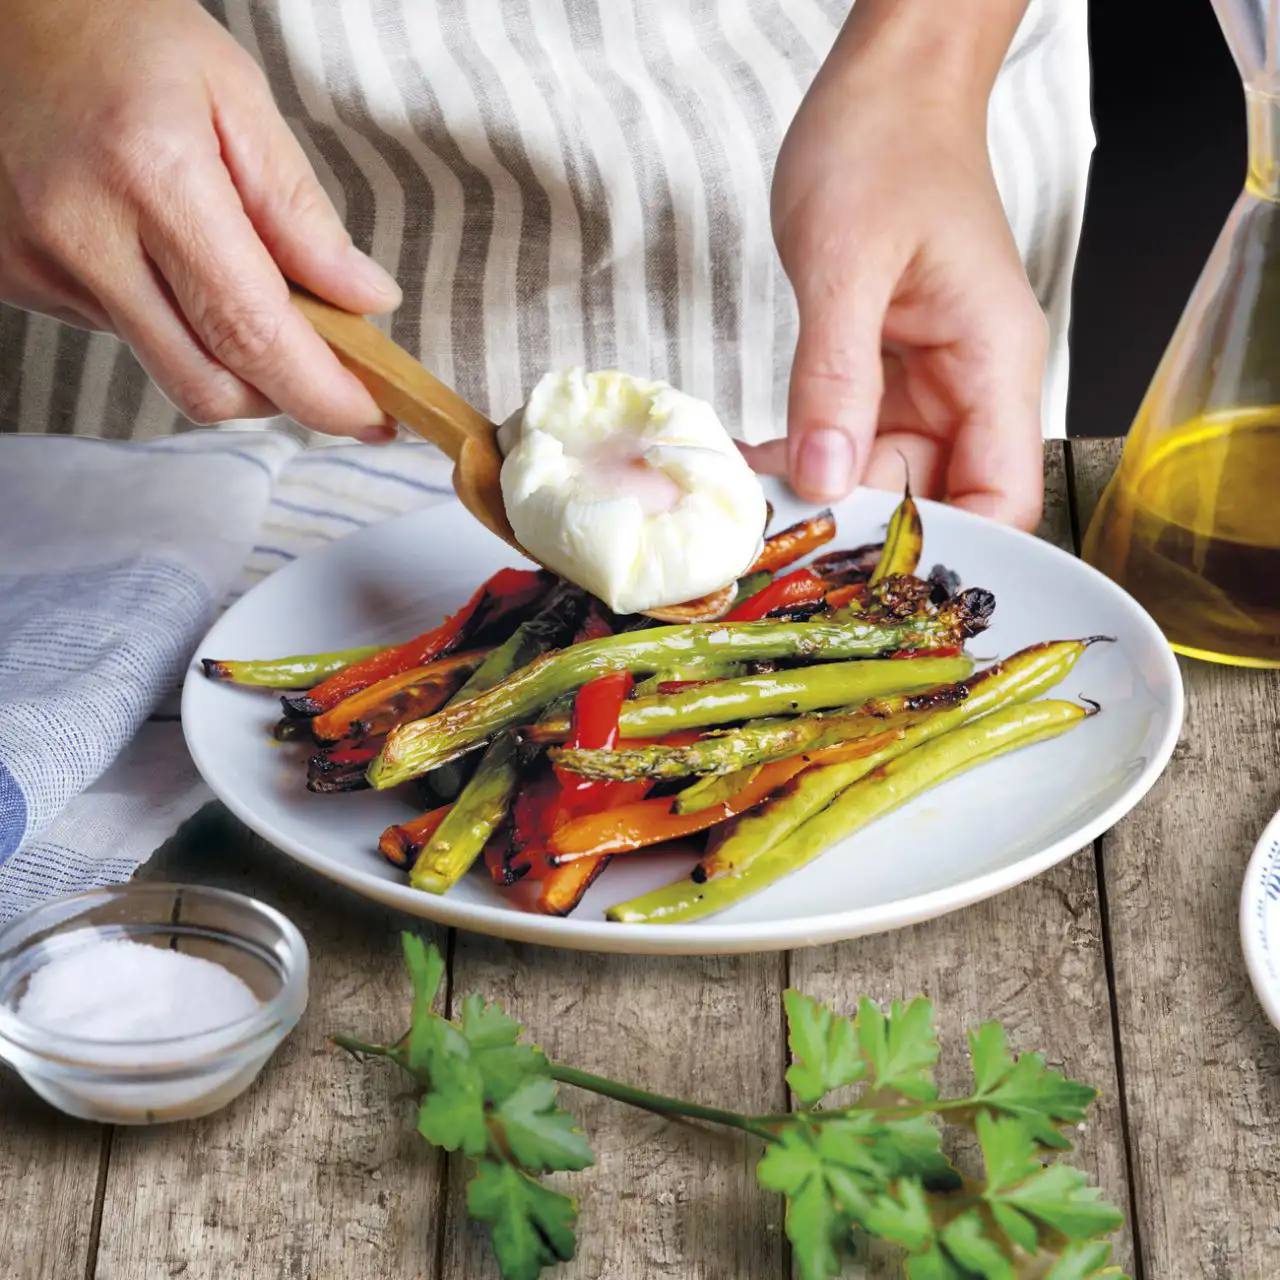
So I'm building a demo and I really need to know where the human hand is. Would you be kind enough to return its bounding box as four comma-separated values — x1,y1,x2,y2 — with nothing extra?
0,0,399,439
745,14,1047,529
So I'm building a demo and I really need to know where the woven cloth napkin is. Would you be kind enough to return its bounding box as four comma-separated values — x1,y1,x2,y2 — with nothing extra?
0,430,454,924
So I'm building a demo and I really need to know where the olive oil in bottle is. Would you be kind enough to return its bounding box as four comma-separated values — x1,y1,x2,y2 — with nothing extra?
1083,411,1280,667
1083,0,1280,665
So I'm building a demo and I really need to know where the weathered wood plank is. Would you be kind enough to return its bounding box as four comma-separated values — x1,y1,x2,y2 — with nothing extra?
790,441,1136,1276
0,1074,105,1280
92,806,447,1280
439,937,788,1279
1070,437,1280,1278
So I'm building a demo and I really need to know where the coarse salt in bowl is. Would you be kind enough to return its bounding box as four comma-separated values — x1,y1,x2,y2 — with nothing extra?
0,883,308,1124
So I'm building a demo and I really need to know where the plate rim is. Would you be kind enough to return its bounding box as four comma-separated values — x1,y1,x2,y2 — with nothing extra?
181,489,1186,955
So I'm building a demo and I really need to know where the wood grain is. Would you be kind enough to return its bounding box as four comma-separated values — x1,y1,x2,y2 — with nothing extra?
790,442,1136,1276
3,441,1175,1280
1071,437,1280,1279
92,806,447,1280
439,938,788,1279
0,1073,105,1280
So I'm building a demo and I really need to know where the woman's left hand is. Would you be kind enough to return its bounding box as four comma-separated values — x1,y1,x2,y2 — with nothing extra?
743,2,1048,531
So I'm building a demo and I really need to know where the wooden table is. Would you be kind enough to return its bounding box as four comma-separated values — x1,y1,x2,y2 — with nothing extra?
5,439,1280,1280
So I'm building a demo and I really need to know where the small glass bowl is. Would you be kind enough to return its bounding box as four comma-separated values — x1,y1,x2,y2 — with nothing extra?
0,883,308,1124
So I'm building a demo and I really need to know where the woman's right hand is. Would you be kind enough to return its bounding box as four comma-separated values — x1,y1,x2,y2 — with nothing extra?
0,0,399,439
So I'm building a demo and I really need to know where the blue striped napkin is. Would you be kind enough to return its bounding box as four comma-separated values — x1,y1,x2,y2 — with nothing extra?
0,430,455,924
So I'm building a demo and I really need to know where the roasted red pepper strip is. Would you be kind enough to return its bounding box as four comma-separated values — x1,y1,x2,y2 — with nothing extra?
554,672,650,818
725,569,827,623
747,510,837,574
300,569,540,714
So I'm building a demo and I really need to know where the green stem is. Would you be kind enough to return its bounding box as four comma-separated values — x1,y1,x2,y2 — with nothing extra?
550,1063,779,1142
330,1033,393,1058
746,1098,978,1126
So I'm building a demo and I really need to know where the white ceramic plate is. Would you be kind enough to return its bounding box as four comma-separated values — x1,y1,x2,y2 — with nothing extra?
1240,808,1280,1033
182,482,1184,955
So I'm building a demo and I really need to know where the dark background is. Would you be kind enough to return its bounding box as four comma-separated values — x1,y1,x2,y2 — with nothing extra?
1068,0,1242,436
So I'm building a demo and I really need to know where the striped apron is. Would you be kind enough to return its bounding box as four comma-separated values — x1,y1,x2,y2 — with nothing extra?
0,0,1093,445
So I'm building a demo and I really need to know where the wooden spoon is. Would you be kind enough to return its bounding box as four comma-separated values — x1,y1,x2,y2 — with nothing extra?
290,288,517,549
289,288,738,622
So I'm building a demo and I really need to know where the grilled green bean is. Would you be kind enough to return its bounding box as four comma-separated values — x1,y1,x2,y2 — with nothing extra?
409,733,519,894
424,585,585,803
673,766,763,815
201,645,383,689
368,591,994,788
869,483,923,585
526,654,973,747
606,699,1092,924
695,637,1108,881
552,682,965,782
632,662,751,698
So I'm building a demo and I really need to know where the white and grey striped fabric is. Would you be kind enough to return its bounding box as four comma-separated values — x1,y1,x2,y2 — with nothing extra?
0,430,456,922
0,0,1093,444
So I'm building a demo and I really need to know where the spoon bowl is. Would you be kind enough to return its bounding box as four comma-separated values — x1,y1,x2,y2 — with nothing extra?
290,289,748,622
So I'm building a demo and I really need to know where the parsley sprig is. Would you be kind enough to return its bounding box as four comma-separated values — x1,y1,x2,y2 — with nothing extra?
334,935,1128,1280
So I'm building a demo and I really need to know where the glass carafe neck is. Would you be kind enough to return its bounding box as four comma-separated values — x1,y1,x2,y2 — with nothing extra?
1247,81,1280,198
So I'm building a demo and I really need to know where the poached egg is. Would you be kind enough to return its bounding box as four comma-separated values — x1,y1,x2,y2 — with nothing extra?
497,369,767,615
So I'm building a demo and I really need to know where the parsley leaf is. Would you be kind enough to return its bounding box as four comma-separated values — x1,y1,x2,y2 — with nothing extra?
969,1022,1096,1149
342,940,1126,1280
939,1210,1016,1279
1044,1240,1128,1279
978,1113,1124,1247
857,996,939,1101
496,1077,594,1173
756,1127,846,1280
467,1158,578,1280
459,993,550,1104
414,1019,488,1156
860,1179,935,1250
871,1114,959,1186
905,1248,969,1280
402,932,444,1021
784,989,863,1105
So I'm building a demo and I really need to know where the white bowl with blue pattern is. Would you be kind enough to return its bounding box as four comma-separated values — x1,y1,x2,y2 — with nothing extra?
1241,809,1280,1031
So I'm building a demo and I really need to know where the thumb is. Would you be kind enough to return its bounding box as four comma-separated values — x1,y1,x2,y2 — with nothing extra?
215,74,402,316
784,269,892,503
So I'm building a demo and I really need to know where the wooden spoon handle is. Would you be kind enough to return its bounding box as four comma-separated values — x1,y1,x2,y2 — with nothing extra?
289,288,496,462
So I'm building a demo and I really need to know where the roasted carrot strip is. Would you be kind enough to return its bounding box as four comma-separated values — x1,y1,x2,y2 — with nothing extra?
823,583,865,610
310,649,488,743
534,854,612,915
378,805,452,870
747,509,836,575
294,568,541,715
546,734,899,860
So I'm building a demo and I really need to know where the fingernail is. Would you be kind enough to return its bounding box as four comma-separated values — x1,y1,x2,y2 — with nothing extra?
349,247,402,309
357,416,399,446
795,427,855,499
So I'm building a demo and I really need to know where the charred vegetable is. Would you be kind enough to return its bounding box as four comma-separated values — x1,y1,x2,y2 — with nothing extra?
202,644,383,690
369,593,994,789
607,699,1094,923
311,649,489,743
526,654,973,744
869,483,924,584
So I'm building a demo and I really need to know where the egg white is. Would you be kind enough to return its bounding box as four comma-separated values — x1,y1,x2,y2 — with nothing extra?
498,369,767,614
